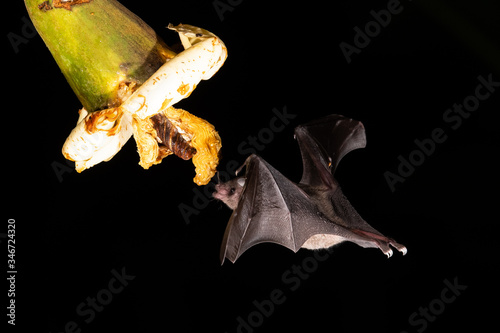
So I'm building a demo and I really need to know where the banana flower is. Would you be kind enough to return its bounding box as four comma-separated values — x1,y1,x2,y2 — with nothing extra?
25,0,227,185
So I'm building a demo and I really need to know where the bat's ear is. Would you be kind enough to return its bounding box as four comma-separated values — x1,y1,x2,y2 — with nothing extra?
237,178,246,187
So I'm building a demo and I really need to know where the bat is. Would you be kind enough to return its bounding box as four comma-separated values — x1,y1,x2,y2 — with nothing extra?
213,114,407,264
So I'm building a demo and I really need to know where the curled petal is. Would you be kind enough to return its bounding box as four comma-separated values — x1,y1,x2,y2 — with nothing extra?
163,107,221,185
132,106,221,185
122,24,228,120
62,107,133,172
131,114,165,169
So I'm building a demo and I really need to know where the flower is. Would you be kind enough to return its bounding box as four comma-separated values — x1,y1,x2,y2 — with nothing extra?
25,0,227,185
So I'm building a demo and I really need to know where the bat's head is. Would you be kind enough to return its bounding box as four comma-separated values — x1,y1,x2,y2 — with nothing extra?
212,177,245,210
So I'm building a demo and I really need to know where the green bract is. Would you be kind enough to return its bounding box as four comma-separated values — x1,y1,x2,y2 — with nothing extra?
25,0,175,111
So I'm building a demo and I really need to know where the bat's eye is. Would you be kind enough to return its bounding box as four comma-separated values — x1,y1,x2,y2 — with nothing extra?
230,187,235,195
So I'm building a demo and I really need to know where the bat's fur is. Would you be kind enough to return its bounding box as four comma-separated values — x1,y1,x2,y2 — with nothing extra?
213,177,245,210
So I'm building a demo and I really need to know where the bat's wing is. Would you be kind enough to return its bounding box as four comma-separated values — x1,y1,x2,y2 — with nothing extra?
294,114,366,189
220,154,360,264
294,114,407,257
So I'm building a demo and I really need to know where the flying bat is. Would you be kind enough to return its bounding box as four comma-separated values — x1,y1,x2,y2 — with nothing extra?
213,114,407,264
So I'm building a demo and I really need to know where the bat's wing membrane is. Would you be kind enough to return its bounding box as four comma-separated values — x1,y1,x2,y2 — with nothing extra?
220,154,356,264
294,114,366,188
294,115,407,257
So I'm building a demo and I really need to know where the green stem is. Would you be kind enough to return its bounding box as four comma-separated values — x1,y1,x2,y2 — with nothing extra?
25,0,176,111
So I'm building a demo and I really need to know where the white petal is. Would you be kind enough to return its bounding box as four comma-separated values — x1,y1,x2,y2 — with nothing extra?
122,24,227,120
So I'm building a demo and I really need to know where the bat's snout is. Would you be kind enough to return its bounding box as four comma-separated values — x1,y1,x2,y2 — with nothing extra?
212,184,226,200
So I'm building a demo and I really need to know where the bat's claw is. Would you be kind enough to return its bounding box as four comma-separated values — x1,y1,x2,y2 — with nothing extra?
382,241,407,257
389,240,408,256
381,242,407,258
375,240,394,258
351,229,407,258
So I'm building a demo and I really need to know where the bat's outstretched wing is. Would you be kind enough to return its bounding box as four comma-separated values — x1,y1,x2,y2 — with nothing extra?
294,114,366,189
220,154,360,264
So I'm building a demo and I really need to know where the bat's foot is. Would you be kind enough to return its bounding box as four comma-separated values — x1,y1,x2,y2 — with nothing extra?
383,247,393,258
351,229,407,258
389,239,407,256
379,239,407,258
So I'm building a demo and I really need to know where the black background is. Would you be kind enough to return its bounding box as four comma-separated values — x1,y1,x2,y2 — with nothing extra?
5,0,500,332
